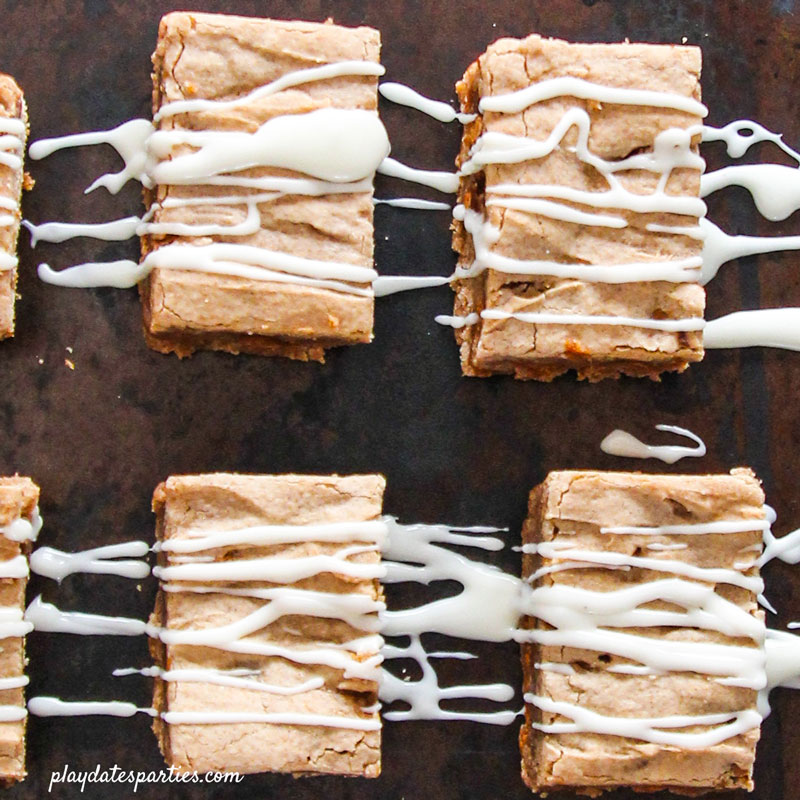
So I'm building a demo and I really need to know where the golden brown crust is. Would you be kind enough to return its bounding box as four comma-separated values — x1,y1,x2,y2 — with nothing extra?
143,13,380,360
451,35,705,381
151,472,384,777
0,476,39,784
520,469,763,794
0,75,27,340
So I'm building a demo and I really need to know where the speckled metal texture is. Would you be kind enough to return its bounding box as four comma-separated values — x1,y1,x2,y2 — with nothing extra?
1,1,799,798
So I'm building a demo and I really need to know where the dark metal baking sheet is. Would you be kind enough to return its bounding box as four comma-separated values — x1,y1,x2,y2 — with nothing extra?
1,0,798,797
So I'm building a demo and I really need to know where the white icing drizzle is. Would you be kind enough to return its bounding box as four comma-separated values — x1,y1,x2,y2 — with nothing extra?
373,275,450,297
153,545,384,584
478,76,707,117
156,60,385,121
487,196,626,228
380,518,519,641
480,309,705,333
40,241,378,294
600,424,707,464
704,309,800,352
702,119,800,161
525,694,761,749
461,111,704,177
378,157,460,193
374,197,451,210
701,120,800,221
1,507,42,543
35,696,375,729
0,706,26,722
24,596,151,636
373,519,520,724
0,607,33,639
29,119,155,193
154,519,387,553
487,181,705,217
28,697,150,718
30,541,150,581
159,587,383,638
113,666,324,696
525,543,764,593
700,218,800,285
0,556,29,579
702,165,800,222
379,82,476,124
0,253,16,272
0,118,25,172
454,206,703,284
759,506,800,567
601,519,768,536
434,312,479,329
149,109,388,185
380,635,517,725
29,62,389,293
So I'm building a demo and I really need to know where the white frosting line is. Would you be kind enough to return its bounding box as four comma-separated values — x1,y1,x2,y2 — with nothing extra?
30,541,151,581
373,275,450,297
601,520,767,535
374,197,451,210
704,309,800,351
526,694,760,748
155,519,387,553
478,76,707,117
379,82,475,124
153,548,384,584
601,424,707,464
24,596,149,636
28,697,146,718
700,217,800,285
149,108,389,185
155,60,385,121
1,507,42,542
703,119,800,162
0,556,29,579
0,253,17,272
480,309,705,333
39,241,378,294
378,157,459,193
525,543,764,593
380,635,516,725
113,666,324,696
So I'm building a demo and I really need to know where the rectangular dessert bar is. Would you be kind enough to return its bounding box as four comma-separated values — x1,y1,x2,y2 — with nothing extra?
0,76,27,339
0,477,39,783
150,473,385,777
141,13,381,360
452,36,705,381
520,469,766,794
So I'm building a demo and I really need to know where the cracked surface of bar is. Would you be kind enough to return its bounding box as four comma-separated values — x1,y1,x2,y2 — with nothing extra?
452,36,705,380
150,472,384,776
142,13,380,360
520,469,765,794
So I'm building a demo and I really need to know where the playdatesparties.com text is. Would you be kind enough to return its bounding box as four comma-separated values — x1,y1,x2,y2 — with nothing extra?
48,763,244,792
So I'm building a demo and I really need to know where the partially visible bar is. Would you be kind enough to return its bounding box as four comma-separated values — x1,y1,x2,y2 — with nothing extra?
0,76,27,339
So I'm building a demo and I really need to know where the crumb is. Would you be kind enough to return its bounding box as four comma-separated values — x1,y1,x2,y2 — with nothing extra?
37,358,43,365
65,346,73,354
65,359,75,370
681,36,688,43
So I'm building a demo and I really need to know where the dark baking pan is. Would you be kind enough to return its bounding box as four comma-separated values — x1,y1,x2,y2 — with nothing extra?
0,0,797,797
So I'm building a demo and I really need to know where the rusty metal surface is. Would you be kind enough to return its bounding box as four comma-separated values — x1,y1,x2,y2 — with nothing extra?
0,0,798,797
